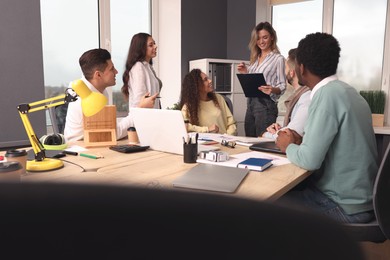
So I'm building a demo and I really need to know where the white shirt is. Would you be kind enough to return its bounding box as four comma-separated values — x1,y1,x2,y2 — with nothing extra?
128,61,161,109
310,75,338,100
263,90,311,139
64,77,133,142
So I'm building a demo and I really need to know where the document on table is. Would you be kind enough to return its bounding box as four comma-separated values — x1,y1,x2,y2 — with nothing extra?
197,151,290,168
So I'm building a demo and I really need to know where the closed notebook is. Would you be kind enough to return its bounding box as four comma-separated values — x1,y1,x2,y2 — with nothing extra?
172,164,249,193
237,157,272,172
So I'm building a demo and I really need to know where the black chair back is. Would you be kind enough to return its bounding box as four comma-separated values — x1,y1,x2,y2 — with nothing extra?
0,183,363,259
374,141,390,239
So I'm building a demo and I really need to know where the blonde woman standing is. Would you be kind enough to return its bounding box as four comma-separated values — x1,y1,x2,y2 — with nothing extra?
238,22,286,137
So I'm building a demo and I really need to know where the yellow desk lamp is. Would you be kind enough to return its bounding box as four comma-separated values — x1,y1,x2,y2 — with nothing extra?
17,79,107,172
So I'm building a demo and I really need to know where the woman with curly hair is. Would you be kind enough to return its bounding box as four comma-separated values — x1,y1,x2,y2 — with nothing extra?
180,69,237,135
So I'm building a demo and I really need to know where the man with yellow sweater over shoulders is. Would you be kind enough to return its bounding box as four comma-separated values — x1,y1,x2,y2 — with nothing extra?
276,33,378,223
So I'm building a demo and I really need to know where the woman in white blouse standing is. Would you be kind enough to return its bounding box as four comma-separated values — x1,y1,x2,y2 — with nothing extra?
122,33,162,109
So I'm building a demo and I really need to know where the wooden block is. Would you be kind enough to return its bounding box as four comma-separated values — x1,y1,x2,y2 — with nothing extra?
83,105,117,147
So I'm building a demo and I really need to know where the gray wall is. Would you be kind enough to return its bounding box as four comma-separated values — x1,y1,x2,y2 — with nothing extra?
181,0,256,79
227,0,256,60
0,0,46,149
181,0,228,79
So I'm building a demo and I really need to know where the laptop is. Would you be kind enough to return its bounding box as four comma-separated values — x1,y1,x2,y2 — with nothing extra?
172,163,249,193
236,73,268,98
130,108,218,155
249,141,285,155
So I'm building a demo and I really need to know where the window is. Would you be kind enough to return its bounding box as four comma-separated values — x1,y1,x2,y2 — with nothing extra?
40,0,151,129
271,0,323,114
333,0,387,92
110,0,151,115
40,0,98,94
272,0,323,58
271,0,389,117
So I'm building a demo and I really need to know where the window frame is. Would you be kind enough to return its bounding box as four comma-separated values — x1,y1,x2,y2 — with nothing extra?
258,0,390,125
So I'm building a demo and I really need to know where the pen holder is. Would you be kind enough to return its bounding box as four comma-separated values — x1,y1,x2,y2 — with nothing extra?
183,143,198,163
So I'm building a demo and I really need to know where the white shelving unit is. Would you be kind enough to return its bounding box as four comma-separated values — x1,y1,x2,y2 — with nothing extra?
189,58,248,136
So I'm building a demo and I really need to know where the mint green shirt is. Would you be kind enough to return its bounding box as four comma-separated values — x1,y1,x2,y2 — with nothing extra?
286,79,378,214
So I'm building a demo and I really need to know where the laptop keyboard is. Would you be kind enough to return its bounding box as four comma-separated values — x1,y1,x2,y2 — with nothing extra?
109,144,150,153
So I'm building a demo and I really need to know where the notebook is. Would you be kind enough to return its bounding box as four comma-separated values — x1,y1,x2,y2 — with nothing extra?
236,73,268,98
249,141,285,155
172,163,249,193
130,108,218,155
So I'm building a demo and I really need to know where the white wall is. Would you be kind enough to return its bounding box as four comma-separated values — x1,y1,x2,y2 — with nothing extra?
152,0,181,109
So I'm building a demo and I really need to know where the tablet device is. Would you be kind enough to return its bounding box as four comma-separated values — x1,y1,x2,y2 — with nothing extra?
236,73,268,98
249,141,285,155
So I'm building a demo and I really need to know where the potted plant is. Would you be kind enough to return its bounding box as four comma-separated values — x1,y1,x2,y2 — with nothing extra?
360,90,386,127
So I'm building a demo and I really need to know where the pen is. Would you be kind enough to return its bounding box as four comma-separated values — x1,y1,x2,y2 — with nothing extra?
80,153,103,159
145,95,161,98
64,151,78,156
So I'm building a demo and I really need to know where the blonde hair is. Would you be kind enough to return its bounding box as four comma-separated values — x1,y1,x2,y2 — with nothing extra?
249,22,280,64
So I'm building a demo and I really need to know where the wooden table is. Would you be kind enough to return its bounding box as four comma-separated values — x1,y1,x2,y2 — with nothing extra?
18,140,310,202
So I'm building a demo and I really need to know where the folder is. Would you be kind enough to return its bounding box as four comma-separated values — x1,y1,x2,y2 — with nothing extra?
236,73,268,98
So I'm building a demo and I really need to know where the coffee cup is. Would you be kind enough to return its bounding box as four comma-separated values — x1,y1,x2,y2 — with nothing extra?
5,149,27,174
127,127,139,144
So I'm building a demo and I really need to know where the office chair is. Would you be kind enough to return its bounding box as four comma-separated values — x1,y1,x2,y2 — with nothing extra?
0,182,363,259
222,94,234,114
48,100,68,135
343,141,390,243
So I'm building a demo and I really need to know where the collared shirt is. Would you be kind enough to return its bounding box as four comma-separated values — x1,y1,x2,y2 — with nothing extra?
310,75,338,100
247,51,286,102
263,90,311,139
127,61,162,109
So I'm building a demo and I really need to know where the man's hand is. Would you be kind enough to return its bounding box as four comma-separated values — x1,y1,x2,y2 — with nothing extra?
265,123,281,135
276,128,301,152
290,129,303,145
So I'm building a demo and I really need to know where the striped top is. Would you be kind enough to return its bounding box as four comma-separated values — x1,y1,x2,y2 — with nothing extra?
248,51,286,102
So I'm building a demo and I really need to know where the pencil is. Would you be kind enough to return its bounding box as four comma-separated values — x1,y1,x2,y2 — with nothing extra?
145,95,161,98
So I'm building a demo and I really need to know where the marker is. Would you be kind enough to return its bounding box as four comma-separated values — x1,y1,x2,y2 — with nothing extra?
64,151,78,156
80,153,103,159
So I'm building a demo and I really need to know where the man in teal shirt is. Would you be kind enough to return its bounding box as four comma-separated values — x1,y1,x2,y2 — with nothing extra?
276,33,378,223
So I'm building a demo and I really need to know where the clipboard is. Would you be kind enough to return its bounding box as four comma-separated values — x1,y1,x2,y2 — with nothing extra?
236,73,268,98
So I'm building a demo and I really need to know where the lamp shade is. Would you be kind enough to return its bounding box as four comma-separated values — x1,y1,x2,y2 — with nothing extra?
71,79,107,117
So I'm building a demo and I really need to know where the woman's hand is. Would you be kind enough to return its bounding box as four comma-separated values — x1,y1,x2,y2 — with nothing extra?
237,62,248,74
208,124,219,133
139,92,158,108
258,85,273,95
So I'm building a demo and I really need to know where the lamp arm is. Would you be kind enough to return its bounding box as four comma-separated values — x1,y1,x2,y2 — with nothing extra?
17,90,78,161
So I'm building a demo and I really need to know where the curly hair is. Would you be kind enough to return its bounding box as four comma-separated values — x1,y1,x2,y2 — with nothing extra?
179,69,219,125
296,32,340,79
121,33,152,99
248,22,280,64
